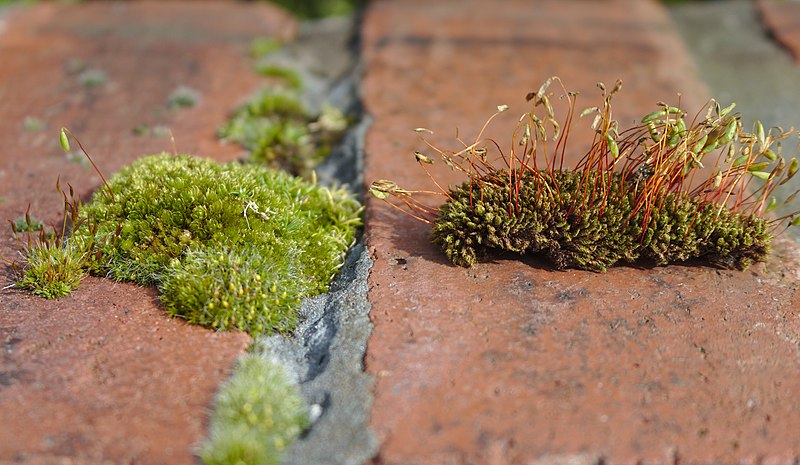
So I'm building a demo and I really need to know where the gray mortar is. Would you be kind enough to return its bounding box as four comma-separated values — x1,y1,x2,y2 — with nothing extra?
668,0,800,240
254,241,377,465
257,15,361,116
249,12,377,465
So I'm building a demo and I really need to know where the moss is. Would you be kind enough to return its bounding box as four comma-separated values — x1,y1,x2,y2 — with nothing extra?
167,85,200,110
72,153,361,334
23,116,45,132
198,354,309,465
160,245,307,333
224,32,352,178
254,64,303,90
432,170,770,271
374,79,796,271
13,215,44,232
219,88,348,177
77,68,107,89
16,240,85,299
250,37,283,59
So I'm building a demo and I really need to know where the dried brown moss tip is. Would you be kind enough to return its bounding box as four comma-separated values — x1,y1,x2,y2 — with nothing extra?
432,170,770,271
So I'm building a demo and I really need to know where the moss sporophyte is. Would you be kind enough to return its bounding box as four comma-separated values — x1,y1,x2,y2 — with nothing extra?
371,77,800,271
6,130,362,335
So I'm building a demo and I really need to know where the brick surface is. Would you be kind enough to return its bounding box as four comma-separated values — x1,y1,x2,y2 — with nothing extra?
0,3,293,464
361,1,800,464
758,0,800,62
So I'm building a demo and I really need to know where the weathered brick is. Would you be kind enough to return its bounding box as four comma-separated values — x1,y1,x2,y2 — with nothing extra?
758,0,800,62
362,1,800,463
0,3,294,463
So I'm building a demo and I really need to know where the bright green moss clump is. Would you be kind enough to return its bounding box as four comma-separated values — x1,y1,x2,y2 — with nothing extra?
198,354,309,465
73,153,361,334
433,170,770,272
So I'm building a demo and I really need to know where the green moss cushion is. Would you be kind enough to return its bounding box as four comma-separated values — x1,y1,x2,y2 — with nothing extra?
74,153,361,334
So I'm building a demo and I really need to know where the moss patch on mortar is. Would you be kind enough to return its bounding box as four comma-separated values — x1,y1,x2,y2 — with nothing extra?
219,86,348,179
70,153,361,334
219,36,350,179
198,354,309,465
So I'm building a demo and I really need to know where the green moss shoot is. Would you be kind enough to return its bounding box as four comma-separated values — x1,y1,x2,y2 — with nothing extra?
255,64,303,90
198,354,309,465
250,37,283,59
168,85,200,110
77,68,107,89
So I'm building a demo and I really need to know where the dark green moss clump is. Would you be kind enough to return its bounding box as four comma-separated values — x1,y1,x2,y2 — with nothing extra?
432,170,770,271
73,153,361,334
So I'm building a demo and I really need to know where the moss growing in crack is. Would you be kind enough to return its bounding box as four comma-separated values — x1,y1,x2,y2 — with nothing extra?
198,354,308,465
255,64,303,90
433,170,770,271
160,245,308,333
71,153,361,334
249,37,283,59
219,88,349,177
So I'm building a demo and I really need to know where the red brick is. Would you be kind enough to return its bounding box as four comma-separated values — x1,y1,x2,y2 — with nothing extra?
362,1,800,463
0,3,294,463
757,0,800,62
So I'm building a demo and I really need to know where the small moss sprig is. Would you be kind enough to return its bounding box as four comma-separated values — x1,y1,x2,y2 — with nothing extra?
371,77,800,271
3,189,105,299
198,354,309,465
2,130,110,298
5,206,84,299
